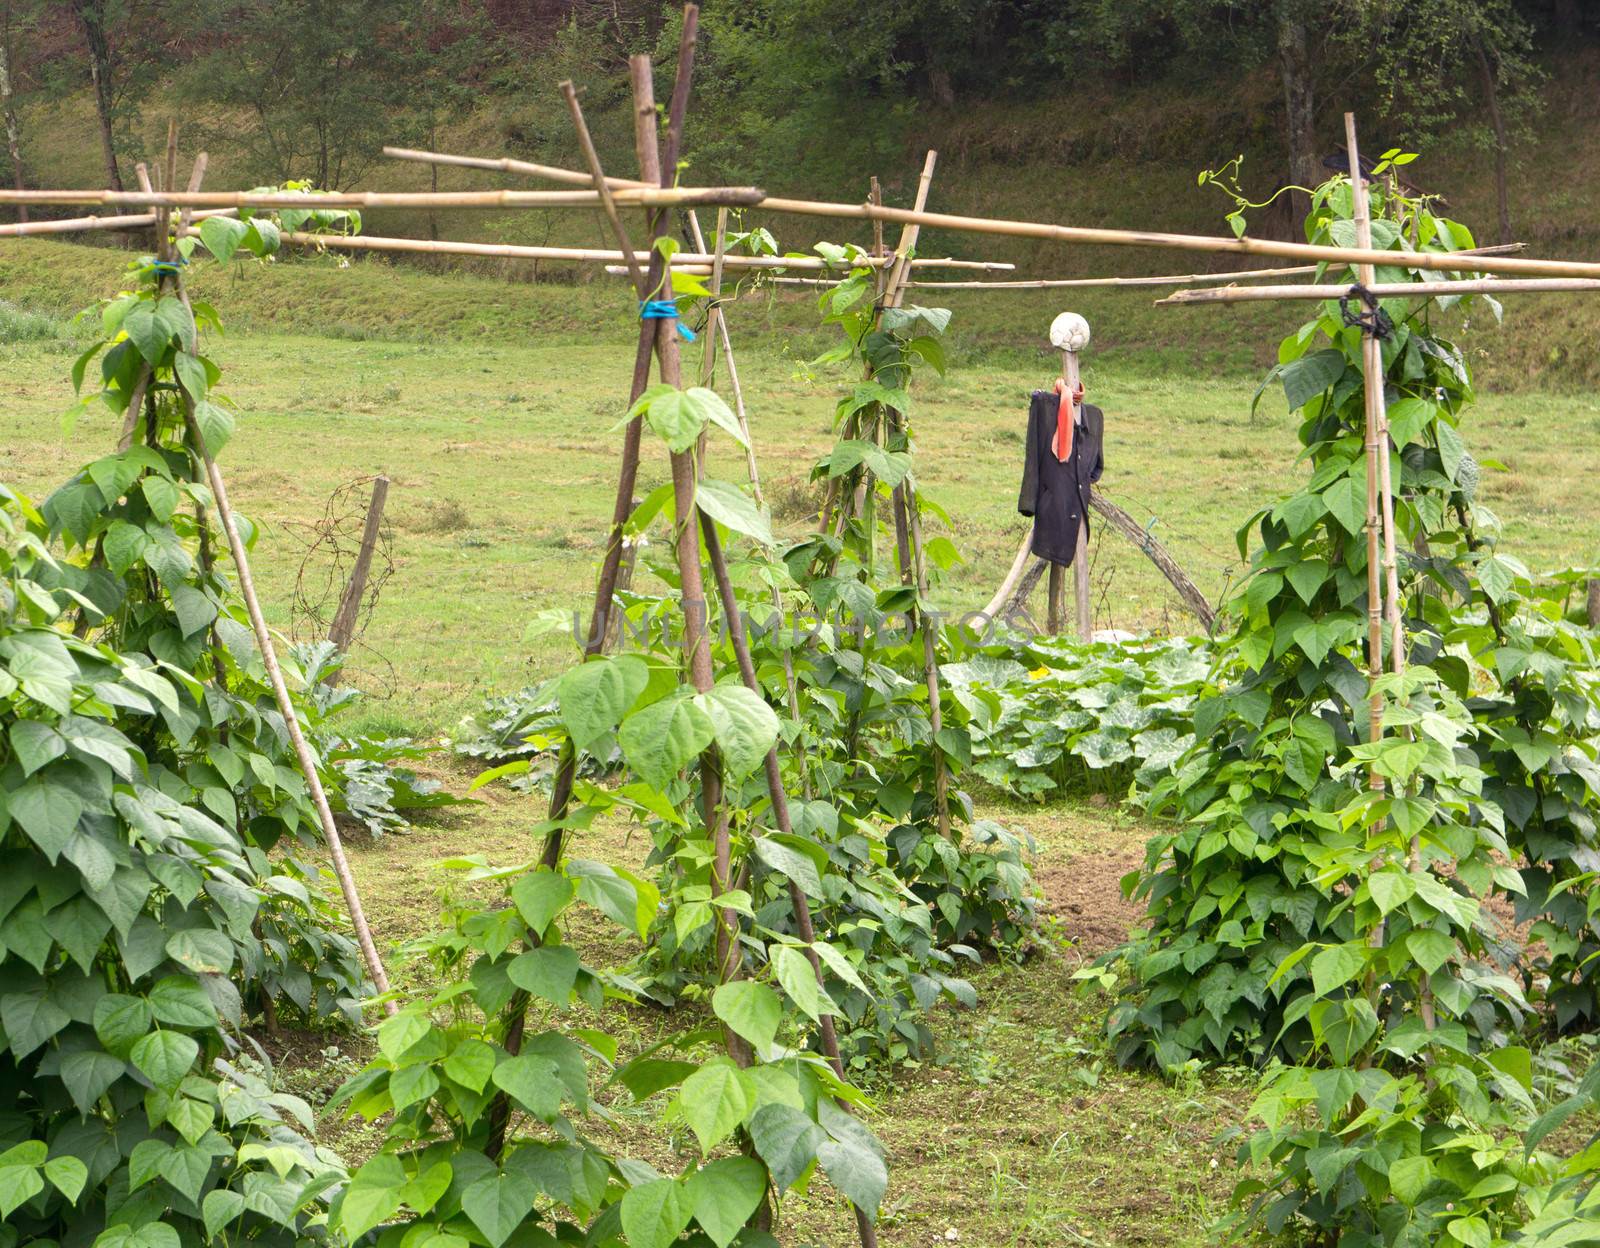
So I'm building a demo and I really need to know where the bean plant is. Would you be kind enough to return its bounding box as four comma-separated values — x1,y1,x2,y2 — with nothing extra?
1102,161,1600,1246
0,212,372,1244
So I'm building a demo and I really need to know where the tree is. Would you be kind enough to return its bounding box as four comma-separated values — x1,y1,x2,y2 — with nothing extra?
0,0,38,216
1363,0,1542,244
69,0,123,189
181,0,490,191
1060,0,1361,227
65,0,166,191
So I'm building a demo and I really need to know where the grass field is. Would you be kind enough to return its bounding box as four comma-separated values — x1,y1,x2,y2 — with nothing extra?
3,240,1599,1245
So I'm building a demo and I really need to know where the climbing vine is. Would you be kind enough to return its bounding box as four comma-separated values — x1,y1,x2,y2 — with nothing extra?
1101,164,1600,1245
0,209,375,1243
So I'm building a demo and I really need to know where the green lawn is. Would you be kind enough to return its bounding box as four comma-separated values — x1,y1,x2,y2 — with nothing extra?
5,277,1595,735
3,244,1598,1246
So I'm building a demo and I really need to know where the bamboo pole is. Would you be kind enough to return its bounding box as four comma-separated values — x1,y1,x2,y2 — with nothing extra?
193,225,1005,273
1348,120,1388,766
158,149,396,1015
686,206,807,794
0,185,762,210
899,244,1527,289
19,174,1600,278
0,205,240,238
184,413,398,1013
383,144,651,190
686,207,762,501
628,34,757,1071
1159,276,1600,304
1347,115,1434,1033
747,196,1600,279
879,152,953,843
536,78,689,873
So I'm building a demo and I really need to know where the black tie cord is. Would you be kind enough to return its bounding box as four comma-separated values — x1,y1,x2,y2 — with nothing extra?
1339,283,1394,340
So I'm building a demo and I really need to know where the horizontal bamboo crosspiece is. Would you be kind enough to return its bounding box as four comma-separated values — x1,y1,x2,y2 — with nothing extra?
0,185,764,210
209,227,1010,272
1158,276,1600,304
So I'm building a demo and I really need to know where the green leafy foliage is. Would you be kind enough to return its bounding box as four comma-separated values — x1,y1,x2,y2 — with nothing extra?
943,633,1215,799
0,238,374,1241
1102,166,1600,1247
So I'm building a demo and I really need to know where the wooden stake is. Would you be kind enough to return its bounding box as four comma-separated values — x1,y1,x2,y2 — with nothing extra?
1090,494,1216,632
324,475,389,684
1061,343,1092,642
979,530,1035,625
1047,563,1064,634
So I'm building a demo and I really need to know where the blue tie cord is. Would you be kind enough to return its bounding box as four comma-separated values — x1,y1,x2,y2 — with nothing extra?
148,259,186,277
639,299,696,342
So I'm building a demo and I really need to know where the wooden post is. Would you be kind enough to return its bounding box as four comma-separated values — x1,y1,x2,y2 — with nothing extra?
1048,315,1096,644
1588,578,1599,628
1047,564,1064,634
980,530,1035,626
324,475,388,685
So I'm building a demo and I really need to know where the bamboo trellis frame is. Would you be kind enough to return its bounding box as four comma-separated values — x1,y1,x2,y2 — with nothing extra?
20,175,1591,280
17,45,1597,1221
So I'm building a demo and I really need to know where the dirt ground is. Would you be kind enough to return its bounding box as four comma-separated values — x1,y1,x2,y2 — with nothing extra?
1036,852,1147,956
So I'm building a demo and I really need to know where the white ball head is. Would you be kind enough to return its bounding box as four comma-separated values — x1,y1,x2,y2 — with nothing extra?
1049,311,1091,352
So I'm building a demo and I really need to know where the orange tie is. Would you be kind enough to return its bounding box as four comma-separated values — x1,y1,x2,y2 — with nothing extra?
1052,378,1083,463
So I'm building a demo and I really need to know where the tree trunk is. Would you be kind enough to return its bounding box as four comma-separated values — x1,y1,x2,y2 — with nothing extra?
1275,7,1317,224
0,37,25,220
72,0,122,191
1474,40,1513,246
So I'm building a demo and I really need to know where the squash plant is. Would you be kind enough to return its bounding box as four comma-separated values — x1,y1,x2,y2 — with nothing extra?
941,634,1216,800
